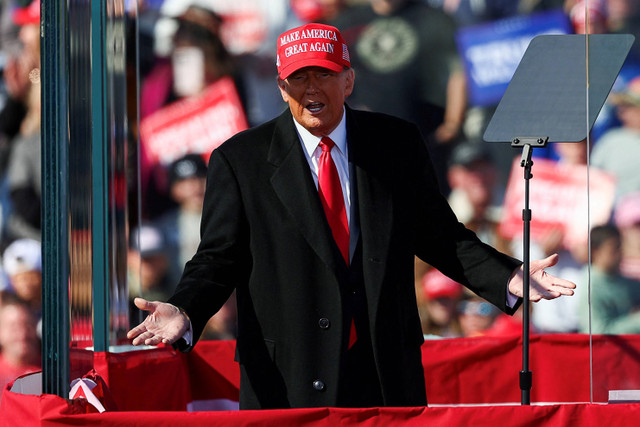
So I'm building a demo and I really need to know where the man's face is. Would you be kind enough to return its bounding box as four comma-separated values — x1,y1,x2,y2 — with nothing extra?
0,304,39,363
278,66,354,137
616,103,640,131
10,270,42,304
448,160,496,211
594,236,623,274
170,176,206,212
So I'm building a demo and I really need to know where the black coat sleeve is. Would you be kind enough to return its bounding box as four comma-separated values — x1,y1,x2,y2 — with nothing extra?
402,122,522,314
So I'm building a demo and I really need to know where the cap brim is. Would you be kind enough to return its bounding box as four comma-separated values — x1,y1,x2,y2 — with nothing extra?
279,59,345,80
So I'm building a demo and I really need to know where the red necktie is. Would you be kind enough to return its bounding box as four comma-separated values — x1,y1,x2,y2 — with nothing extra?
318,137,349,264
318,137,357,348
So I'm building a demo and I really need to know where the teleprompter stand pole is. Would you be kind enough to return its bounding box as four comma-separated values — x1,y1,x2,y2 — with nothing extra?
512,137,548,405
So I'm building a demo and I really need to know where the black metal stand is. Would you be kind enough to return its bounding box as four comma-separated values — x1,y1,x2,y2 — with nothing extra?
512,137,548,405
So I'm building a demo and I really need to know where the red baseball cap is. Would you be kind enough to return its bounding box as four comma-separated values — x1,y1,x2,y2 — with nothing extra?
276,23,351,80
12,0,40,26
422,269,463,300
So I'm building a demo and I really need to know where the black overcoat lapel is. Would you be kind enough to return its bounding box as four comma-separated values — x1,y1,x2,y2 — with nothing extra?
268,110,340,272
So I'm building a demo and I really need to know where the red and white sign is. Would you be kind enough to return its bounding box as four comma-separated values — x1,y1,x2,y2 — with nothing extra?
218,11,268,55
499,158,616,248
139,77,248,167
209,0,270,55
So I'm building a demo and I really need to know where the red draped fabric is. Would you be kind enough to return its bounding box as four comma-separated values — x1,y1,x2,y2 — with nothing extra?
3,335,640,425
2,395,640,426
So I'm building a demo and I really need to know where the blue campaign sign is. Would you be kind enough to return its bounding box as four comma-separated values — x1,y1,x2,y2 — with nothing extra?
456,10,572,107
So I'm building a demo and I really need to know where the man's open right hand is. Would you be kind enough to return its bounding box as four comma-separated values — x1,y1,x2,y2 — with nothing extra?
127,298,189,346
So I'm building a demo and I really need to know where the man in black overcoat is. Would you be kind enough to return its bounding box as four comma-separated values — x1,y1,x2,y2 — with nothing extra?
128,23,575,409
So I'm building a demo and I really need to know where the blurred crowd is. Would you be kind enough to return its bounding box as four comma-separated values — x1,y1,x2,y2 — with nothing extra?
2,0,640,396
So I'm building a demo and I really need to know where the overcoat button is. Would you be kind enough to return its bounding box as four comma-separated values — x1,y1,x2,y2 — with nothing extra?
313,380,326,391
318,318,330,329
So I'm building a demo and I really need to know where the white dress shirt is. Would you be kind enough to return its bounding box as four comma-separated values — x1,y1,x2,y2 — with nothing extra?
293,108,351,227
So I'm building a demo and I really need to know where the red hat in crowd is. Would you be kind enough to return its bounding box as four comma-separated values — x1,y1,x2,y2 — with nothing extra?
12,0,40,26
290,0,324,23
422,269,463,300
276,23,351,80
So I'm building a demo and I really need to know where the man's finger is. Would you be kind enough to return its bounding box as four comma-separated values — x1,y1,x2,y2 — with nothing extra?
132,331,157,346
551,277,577,290
134,297,156,312
144,335,165,346
531,288,560,302
534,253,559,270
132,333,148,346
126,324,147,339
535,274,576,293
550,282,575,296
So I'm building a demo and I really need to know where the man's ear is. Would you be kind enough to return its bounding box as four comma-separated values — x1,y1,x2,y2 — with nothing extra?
277,78,289,103
344,68,355,98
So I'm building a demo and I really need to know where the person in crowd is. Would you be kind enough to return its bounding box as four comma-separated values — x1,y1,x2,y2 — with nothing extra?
0,0,40,248
0,0,39,160
141,3,239,119
129,225,175,304
3,78,40,247
419,268,462,338
128,22,575,409
156,0,298,127
140,3,246,219
0,1,26,183
2,238,41,316
129,224,177,326
330,0,467,194
568,0,609,35
578,224,640,334
591,76,640,201
607,0,640,62
457,294,501,337
0,294,40,400
155,153,208,285
613,191,640,281
446,141,510,253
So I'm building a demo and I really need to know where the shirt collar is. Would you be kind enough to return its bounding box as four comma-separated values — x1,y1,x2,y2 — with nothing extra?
293,107,348,158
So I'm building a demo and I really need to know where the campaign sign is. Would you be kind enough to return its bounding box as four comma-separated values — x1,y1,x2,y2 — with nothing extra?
140,77,248,167
209,0,270,55
456,10,572,107
499,157,616,248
